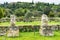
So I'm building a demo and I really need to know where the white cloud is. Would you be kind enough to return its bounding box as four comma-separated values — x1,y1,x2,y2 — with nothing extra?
35,0,60,4
0,0,60,4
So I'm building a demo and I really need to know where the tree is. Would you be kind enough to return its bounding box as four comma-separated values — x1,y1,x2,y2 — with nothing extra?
0,7,5,23
48,11,54,17
24,11,33,22
4,9,13,17
0,7,5,18
43,6,51,15
15,8,29,17
32,10,43,17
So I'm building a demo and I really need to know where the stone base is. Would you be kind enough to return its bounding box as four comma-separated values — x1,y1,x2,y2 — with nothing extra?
7,27,19,37
39,26,54,36
40,29,54,36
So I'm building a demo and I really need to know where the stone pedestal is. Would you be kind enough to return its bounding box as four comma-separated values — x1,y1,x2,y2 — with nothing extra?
39,14,54,36
7,15,19,37
0,27,6,36
7,26,19,37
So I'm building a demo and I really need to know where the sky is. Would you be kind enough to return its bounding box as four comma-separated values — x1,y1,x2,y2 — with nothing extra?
0,0,60,4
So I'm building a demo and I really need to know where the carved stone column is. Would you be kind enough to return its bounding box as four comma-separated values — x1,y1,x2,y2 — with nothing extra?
7,15,19,37
39,14,54,36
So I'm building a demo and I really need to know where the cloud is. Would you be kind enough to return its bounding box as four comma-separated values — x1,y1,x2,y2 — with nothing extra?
34,0,60,4
0,0,60,4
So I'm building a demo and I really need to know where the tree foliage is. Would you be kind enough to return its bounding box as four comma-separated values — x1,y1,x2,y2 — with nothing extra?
0,7,5,18
0,2,60,17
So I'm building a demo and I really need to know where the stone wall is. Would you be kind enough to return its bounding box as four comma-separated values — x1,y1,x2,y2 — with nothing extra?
0,25,60,33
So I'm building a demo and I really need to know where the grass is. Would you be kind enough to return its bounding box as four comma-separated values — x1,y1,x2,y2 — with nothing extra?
0,21,60,26
34,31,60,40
0,21,41,26
0,31,60,40
0,21,60,40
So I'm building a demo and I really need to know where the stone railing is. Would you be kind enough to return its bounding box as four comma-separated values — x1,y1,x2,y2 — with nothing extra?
0,17,60,22
0,25,60,32
0,25,60,36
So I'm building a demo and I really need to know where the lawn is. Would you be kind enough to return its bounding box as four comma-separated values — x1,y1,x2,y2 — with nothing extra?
0,21,60,40
0,31,60,40
0,21,60,26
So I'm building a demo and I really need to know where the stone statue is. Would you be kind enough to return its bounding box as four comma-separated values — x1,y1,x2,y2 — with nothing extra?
39,14,54,36
7,15,19,37
10,15,16,26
